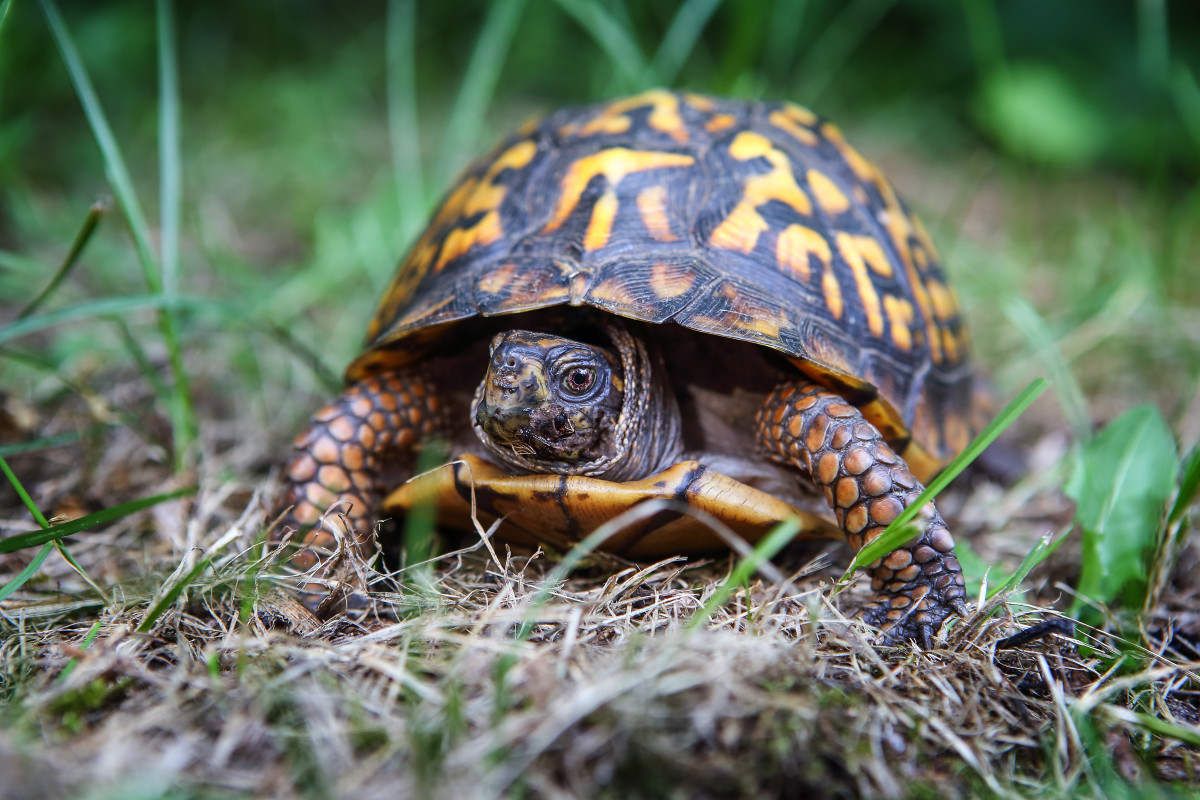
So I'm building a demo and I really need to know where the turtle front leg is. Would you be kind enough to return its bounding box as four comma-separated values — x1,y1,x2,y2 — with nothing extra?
755,382,967,647
273,371,443,573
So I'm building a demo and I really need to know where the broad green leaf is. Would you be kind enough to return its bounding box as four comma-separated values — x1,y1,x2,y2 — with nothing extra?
974,62,1108,167
1066,404,1177,614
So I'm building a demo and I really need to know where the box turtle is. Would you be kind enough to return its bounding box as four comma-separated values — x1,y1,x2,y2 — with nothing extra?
273,90,992,646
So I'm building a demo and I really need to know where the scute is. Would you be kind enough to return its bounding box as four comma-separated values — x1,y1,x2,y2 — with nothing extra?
349,90,981,466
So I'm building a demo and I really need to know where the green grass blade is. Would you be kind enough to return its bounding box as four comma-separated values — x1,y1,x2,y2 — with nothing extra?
987,526,1069,600
0,454,51,529
57,620,103,683
438,0,527,182
2,293,341,391
113,316,175,414
386,0,425,240
553,0,646,90
0,542,56,602
17,201,108,319
259,318,342,393
513,499,687,640
137,556,212,633
0,0,12,39
0,453,107,602
1169,446,1200,526
762,0,809,81
1,294,201,345
0,251,47,274
961,0,1006,75
0,428,108,458
1172,66,1200,155
649,0,723,85
841,377,1049,580
1136,0,1169,94
40,0,159,293
1102,705,1200,748
688,517,801,630
41,0,196,467
1003,296,1091,442
157,0,181,299
53,540,111,603
793,0,899,100
0,486,195,554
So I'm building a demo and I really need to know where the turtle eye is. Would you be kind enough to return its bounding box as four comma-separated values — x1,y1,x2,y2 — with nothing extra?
561,367,596,396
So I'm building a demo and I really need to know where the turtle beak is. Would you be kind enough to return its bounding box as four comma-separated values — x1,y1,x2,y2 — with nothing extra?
475,332,554,436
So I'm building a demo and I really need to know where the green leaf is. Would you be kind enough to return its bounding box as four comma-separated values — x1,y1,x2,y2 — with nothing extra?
974,62,1108,167
0,486,195,554
1066,404,1177,614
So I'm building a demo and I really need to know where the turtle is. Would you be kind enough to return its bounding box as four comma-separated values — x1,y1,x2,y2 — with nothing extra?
273,90,992,645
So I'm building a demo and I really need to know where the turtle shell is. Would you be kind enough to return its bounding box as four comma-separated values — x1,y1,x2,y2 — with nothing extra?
348,90,988,477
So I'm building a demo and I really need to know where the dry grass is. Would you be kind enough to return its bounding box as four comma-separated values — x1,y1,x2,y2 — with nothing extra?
2,379,1198,799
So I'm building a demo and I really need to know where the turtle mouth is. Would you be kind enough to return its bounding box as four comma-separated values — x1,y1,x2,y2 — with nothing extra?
477,401,604,460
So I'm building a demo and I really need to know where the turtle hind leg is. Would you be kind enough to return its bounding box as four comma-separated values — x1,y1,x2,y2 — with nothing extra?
755,381,967,646
273,371,443,574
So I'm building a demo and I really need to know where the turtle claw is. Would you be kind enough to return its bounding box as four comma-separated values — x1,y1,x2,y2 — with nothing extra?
863,590,961,648
950,597,969,619
917,623,935,651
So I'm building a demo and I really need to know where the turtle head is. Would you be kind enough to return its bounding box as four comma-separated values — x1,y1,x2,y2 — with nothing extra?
473,330,625,468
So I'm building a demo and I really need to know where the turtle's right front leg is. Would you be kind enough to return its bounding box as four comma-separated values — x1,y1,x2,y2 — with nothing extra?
755,381,968,647
273,371,444,571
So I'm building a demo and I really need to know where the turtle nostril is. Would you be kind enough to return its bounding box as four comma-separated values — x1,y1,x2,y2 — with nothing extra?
506,357,516,367
553,413,573,435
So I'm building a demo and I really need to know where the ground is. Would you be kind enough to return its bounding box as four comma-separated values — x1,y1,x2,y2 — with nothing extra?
2,2,1200,798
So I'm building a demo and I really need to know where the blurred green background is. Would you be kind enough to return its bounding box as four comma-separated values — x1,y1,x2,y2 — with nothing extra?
1,0,1198,462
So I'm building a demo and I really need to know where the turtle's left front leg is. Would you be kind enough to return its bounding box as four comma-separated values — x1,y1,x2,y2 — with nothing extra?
755,381,968,646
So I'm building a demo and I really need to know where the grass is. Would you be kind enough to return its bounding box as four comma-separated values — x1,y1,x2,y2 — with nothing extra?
2,1,1200,798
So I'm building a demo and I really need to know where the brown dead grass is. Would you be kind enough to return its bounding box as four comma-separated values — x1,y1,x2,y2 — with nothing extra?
2,381,1199,800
